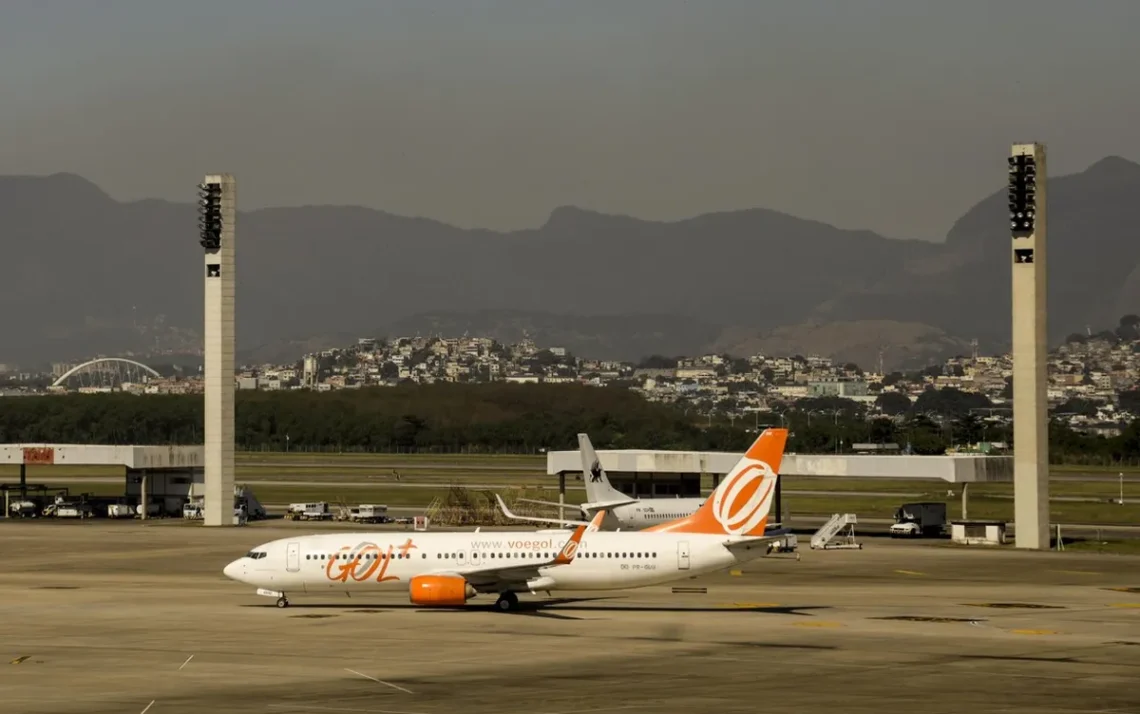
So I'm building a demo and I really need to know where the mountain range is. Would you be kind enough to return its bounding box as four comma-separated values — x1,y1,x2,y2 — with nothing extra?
2,155,1138,370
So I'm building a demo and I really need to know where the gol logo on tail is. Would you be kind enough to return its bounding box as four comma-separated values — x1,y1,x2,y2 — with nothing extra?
559,539,579,560
712,460,775,536
325,539,417,583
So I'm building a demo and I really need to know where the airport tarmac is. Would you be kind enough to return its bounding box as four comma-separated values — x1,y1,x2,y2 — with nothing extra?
2,521,1139,714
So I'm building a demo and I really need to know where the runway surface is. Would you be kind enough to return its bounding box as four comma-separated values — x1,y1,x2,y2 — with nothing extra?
2,521,1139,714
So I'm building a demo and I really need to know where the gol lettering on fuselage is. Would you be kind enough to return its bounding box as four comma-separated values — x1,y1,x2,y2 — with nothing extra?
325,538,418,583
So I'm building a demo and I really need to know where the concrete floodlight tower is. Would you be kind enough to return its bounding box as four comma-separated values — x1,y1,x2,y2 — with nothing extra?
199,174,236,526
1009,144,1049,549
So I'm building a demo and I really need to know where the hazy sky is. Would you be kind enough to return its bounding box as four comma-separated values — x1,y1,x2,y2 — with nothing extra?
3,0,1139,240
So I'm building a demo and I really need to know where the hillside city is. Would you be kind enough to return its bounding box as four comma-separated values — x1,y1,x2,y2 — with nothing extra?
10,316,1140,437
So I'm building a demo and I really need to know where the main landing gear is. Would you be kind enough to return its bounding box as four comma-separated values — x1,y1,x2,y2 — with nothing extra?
495,591,519,612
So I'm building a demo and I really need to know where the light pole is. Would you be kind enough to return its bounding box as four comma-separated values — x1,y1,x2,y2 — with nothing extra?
826,409,843,454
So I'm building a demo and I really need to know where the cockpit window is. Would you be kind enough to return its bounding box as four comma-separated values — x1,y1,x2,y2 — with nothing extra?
243,551,267,559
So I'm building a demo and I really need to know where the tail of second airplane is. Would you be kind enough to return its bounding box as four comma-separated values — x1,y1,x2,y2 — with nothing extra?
579,433,628,505
644,428,788,539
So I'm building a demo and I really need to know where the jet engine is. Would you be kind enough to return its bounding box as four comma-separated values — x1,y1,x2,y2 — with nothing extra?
408,575,477,606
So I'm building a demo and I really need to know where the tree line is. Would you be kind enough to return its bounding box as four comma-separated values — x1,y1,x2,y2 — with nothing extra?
0,384,1138,463
0,384,747,453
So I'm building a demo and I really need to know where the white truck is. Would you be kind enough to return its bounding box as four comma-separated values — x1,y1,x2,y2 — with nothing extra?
183,502,204,519
889,502,948,537
108,503,136,519
9,501,38,518
285,502,332,521
56,503,93,519
344,504,390,524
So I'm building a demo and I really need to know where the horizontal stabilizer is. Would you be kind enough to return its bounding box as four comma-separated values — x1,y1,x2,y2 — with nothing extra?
581,498,638,512
515,498,589,517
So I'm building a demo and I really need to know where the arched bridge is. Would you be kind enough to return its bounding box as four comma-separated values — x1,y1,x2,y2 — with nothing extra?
51,358,162,388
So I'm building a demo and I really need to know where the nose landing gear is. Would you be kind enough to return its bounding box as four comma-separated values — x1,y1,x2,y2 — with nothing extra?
256,588,289,608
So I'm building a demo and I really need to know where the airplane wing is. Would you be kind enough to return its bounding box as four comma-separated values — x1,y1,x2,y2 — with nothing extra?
495,493,594,528
506,497,639,520
721,528,793,555
428,519,595,592
514,498,590,518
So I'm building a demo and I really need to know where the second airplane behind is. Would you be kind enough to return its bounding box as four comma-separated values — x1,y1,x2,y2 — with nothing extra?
501,432,708,530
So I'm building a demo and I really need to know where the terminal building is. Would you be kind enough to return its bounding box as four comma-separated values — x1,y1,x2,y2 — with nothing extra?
545,446,1013,526
546,447,1012,494
0,444,261,519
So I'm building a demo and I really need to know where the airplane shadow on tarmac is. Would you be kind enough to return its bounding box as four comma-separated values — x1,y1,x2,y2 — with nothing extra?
242,597,832,622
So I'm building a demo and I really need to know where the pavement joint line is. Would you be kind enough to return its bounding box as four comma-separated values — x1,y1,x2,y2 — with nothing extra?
345,669,415,694
267,705,430,714
178,654,194,670
547,702,656,707
140,701,155,714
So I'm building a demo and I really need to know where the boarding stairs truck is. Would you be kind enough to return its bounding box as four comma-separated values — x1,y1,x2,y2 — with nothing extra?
810,513,862,549
238,486,267,520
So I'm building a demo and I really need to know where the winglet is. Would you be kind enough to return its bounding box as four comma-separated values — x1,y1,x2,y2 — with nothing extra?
494,493,592,528
586,510,605,532
553,518,593,565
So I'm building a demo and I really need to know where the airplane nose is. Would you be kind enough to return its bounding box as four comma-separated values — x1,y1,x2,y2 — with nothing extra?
223,559,243,581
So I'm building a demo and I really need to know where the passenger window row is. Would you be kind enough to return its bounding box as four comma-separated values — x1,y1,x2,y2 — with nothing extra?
305,551,659,561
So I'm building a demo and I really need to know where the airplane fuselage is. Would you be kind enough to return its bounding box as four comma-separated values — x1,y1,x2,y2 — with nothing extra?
610,498,706,529
224,529,755,599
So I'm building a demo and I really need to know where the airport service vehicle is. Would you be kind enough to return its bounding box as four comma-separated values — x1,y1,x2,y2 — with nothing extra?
889,502,947,537
223,428,790,612
184,489,266,521
505,433,707,531
285,502,332,521
56,503,93,519
9,501,38,518
108,503,135,519
337,504,391,524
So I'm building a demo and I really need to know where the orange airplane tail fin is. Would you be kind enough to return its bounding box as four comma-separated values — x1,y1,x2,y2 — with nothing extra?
553,518,592,564
644,428,787,537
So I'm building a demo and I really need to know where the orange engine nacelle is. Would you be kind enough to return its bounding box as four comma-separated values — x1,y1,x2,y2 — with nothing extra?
408,575,477,606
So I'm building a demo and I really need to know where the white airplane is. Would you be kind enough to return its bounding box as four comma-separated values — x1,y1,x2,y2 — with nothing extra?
508,433,708,530
223,428,789,613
